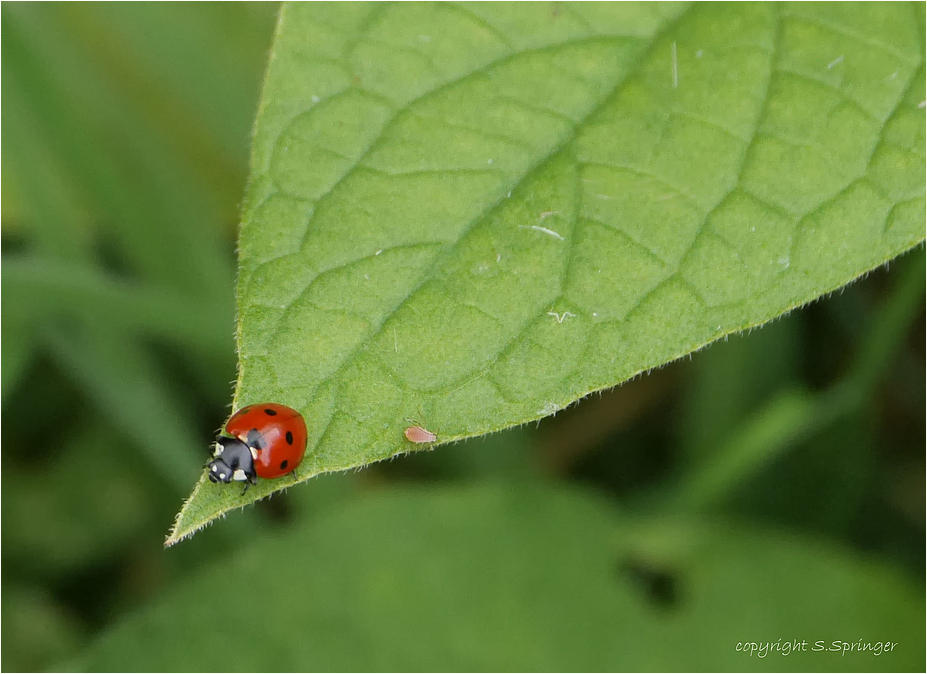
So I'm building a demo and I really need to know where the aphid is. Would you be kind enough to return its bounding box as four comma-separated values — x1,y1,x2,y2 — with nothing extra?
404,425,437,444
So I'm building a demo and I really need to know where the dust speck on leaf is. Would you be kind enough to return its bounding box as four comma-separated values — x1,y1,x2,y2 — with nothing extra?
523,225,564,240
547,311,575,324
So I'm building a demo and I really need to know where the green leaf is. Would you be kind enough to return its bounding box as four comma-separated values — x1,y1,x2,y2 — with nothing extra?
170,2,925,541
84,485,924,671
3,585,84,672
1,420,153,574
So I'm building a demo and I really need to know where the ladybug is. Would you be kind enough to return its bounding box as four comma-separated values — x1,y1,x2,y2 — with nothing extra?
207,403,307,488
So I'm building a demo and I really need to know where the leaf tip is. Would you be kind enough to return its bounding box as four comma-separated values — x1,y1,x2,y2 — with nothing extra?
164,475,209,547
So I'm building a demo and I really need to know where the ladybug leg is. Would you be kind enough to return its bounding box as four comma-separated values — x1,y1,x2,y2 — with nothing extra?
240,472,258,496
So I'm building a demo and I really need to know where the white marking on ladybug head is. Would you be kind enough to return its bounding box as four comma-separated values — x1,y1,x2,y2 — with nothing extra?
211,465,218,472
218,472,227,480
232,469,247,482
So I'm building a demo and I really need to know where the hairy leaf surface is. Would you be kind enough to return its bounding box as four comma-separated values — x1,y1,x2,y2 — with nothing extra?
170,2,925,542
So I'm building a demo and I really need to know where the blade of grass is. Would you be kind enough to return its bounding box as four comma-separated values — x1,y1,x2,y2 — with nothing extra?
45,324,203,492
669,250,925,511
3,258,231,357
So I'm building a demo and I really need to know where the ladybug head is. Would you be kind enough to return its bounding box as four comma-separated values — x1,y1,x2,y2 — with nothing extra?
207,436,256,485
207,456,233,483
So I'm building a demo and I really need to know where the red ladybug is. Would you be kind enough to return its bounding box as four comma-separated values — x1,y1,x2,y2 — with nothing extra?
207,403,307,488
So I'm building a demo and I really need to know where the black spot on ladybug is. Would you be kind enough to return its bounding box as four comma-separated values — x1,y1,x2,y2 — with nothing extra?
264,408,277,416
280,460,288,470
246,428,265,450
286,431,294,445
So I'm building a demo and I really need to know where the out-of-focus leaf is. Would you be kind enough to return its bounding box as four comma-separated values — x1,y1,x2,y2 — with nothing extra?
0,319,35,400
79,484,925,671
2,586,84,673
1,421,153,574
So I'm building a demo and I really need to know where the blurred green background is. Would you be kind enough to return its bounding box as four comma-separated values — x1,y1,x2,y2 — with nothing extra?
2,3,924,671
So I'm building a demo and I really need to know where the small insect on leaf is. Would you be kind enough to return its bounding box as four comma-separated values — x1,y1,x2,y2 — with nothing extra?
404,425,437,443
